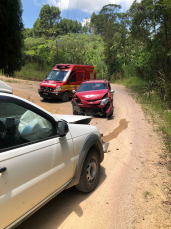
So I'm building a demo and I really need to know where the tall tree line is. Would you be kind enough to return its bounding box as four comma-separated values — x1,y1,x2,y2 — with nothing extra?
0,0,24,76
90,1,171,106
24,4,86,38
128,0,171,106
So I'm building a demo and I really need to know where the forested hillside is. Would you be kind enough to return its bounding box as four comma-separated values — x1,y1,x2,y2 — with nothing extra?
22,34,105,79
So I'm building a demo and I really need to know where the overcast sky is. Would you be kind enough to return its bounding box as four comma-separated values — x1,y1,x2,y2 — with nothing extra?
22,0,140,28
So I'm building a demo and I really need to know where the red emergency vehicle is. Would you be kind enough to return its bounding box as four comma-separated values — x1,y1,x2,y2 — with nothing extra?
38,64,96,102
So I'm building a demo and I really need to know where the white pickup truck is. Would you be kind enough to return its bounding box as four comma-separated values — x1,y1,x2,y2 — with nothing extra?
0,80,109,228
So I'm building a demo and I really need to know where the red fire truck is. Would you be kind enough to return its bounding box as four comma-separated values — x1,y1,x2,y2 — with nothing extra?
38,64,96,102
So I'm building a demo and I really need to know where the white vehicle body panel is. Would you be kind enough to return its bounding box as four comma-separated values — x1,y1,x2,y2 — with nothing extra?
53,114,92,123
0,81,13,94
0,131,75,228
68,123,100,139
68,123,100,167
0,90,104,229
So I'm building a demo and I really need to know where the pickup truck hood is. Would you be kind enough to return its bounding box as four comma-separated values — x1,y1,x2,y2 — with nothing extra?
76,90,108,101
0,80,13,94
52,114,93,124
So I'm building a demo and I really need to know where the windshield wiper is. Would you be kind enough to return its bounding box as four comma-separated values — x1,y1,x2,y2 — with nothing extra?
46,79,62,82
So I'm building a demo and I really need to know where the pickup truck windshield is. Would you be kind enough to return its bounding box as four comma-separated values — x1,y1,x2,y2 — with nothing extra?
47,70,70,82
78,83,107,92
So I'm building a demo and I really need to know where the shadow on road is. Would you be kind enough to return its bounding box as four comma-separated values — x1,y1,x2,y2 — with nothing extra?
16,166,106,229
41,98,72,104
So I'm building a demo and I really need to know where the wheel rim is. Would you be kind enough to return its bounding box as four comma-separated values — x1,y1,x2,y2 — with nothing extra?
86,157,97,183
63,92,69,101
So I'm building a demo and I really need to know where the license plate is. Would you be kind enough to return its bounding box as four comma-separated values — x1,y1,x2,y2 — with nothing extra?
43,93,48,95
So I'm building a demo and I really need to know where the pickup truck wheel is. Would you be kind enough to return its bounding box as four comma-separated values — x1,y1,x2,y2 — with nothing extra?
61,92,70,102
76,149,100,193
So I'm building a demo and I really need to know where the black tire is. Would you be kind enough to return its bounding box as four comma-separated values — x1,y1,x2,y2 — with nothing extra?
76,149,100,193
106,110,113,118
106,106,113,118
73,110,78,115
61,92,70,102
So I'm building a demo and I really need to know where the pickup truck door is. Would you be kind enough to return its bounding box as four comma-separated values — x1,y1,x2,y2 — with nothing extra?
0,98,74,228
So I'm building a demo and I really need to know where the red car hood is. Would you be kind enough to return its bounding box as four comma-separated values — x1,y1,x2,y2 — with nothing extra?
40,80,64,88
76,90,108,101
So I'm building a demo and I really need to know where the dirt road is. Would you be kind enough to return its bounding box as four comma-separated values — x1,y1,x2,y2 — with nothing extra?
1,76,170,228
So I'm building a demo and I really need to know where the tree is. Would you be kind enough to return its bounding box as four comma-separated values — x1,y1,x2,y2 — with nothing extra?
33,18,43,37
59,19,72,34
33,4,61,37
58,19,82,34
39,4,61,30
71,20,82,33
82,18,90,33
34,45,51,71
129,0,171,78
117,13,130,65
23,28,34,38
128,0,171,107
91,4,121,80
89,12,97,34
0,0,24,76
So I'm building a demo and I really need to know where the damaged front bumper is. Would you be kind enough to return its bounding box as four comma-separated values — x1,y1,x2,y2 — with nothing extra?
72,99,113,117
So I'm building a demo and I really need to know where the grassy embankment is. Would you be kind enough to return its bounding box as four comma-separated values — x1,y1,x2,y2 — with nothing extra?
113,76,171,155
1,64,51,82
14,63,52,81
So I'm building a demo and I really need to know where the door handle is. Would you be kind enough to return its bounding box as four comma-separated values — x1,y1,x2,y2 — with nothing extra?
0,167,6,173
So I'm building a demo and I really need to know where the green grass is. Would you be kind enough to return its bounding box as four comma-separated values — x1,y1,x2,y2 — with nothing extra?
143,191,152,198
14,63,52,81
113,76,146,94
112,76,171,154
0,78,20,83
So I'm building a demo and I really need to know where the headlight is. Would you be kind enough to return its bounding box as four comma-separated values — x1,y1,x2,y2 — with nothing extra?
54,86,62,92
100,97,110,105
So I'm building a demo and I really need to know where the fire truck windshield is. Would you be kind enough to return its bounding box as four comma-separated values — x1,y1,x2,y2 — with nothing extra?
47,70,70,82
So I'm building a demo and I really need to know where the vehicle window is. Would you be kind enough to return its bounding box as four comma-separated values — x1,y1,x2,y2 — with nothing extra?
69,73,76,83
78,83,107,92
47,70,70,82
0,101,55,152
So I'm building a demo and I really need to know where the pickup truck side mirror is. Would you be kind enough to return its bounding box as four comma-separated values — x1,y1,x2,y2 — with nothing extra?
110,90,115,93
72,90,76,94
57,120,69,137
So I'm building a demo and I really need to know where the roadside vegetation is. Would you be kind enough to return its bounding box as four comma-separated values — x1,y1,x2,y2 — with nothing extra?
15,33,105,81
114,76,171,155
